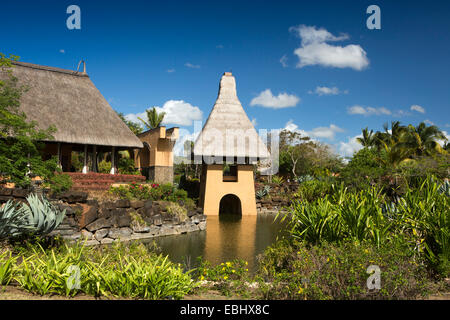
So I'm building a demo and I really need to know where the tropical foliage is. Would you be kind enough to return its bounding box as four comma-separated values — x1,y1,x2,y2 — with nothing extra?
138,107,165,130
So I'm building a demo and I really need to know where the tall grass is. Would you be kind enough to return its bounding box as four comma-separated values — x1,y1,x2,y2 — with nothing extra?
9,241,195,299
288,176,449,275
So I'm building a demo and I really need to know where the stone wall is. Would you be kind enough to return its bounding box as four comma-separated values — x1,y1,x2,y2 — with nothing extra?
0,188,206,245
255,182,298,214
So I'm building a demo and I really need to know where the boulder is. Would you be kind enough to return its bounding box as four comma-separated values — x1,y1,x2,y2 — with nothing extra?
12,188,29,198
132,224,150,233
81,229,93,240
59,191,88,203
198,221,206,231
153,214,162,226
0,188,13,196
100,238,114,244
85,218,111,232
94,228,109,241
130,200,145,209
115,199,130,208
108,227,132,240
117,213,132,227
79,204,99,229
102,201,116,210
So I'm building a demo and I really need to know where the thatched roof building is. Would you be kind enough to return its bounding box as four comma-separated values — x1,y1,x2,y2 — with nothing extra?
193,72,269,162
8,61,143,149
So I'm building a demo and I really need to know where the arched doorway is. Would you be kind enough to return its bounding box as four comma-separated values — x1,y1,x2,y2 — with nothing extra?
219,194,242,216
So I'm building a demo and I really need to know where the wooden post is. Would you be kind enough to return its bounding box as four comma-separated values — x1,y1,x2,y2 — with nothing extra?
82,145,88,174
92,145,98,173
57,142,62,170
110,146,116,174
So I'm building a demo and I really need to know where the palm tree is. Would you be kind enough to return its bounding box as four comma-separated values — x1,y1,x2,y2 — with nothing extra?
356,127,375,147
399,122,447,156
138,107,166,130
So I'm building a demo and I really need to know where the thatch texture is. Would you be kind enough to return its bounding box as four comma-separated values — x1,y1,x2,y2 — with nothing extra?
193,72,269,160
3,61,143,148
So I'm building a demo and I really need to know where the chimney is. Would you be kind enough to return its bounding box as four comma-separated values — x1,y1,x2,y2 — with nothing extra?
77,60,87,75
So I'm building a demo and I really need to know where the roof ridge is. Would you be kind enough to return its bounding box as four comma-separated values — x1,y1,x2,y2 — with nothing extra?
11,61,89,77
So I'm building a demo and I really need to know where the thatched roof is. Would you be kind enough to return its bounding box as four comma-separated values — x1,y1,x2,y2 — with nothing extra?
193,72,269,161
3,61,143,148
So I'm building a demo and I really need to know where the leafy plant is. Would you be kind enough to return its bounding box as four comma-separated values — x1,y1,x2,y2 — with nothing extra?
0,200,32,239
47,173,73,195
0,250,17,285
271,175,284,186
20,194,66,236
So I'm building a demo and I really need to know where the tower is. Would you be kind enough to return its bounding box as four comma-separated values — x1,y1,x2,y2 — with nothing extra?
193,72,269,215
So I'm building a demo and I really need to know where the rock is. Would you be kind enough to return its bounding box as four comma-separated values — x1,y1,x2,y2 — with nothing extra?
160,226,177,237
12,188,29,198
130,200,145,209
79,204,99,229
81,229,93,240
187,210,196,218
59,191,88,203
84,239,101,246
144,200,153,209
100,238,114,244
131,233,154,240
85,218,111,232
148,226,160,236
86,199,99,206
117,213,132,227
143,216,153,225
0,196,13,202
186,224,199,233
272,197,282,202
153,214,162,226
115,199,130,208
175,225,188,234
98,207,112,219
63,232,81,241
94,228,109,241
108,227,132,239
191,215,200,224
102,201,116,210
0,188,13,196
132,224,150,233
198,221,206,231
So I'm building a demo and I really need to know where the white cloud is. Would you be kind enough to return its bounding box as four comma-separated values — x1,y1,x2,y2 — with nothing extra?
125,100,203,127
185,62,200,69
251,118,258,127
347,105,392,116
173,130,200,157
290,25,369,70
283,120,343,141
167,68,175,73
410,104,425,114
424,119,435,125
250,89,300,109
59,49,65,54
280,55,288,68
338,134,363,158
308,124,344,140
310,86,346,96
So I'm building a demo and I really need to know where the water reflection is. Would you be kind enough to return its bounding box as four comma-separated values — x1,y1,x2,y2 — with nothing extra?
148,214,289,272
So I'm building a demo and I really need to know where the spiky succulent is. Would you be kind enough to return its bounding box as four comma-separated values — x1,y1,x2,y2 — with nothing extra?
0,200,31,239
20,193,66,235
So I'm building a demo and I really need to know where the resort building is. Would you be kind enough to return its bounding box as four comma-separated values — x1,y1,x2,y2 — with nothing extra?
193,72,269,215
134,126,179,184
3,61,143,174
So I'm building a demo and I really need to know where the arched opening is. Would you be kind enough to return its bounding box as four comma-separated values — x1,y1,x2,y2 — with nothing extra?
219,194,242,217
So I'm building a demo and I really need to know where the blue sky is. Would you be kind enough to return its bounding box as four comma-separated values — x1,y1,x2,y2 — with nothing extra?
1,0,449,157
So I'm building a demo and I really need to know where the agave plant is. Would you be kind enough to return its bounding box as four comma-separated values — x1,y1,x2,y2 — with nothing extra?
0,200,32,239
438,180,450,197
20,194,66,236
297,175,314,184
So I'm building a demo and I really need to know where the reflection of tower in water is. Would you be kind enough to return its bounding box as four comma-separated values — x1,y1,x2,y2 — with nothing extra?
203,215,257,266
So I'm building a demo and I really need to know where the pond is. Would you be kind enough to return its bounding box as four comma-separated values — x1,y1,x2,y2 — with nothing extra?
147,213,290,272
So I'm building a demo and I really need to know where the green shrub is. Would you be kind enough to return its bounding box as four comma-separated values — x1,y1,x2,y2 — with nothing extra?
48,173,73,195
0,250,17,285
294,178,336,202
98,160,111,174
256,240,432,300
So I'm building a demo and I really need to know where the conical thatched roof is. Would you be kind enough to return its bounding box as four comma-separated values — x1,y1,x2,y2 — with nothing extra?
3,61,143,148
193,72,269,161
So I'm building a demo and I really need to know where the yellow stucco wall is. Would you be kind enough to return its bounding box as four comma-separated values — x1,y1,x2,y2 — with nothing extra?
200,164,257,215
135,127,179,168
